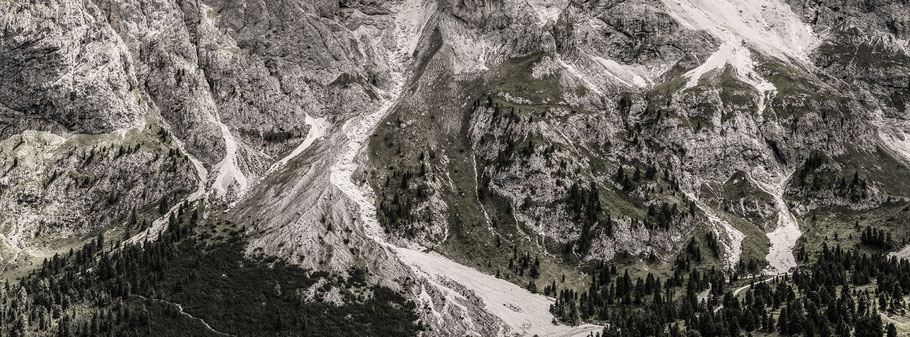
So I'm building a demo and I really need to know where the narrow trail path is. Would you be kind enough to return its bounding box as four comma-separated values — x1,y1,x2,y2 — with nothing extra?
714,273,789,313
131,294,234,336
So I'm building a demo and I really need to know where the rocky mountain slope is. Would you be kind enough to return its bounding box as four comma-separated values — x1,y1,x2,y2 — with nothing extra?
3,0,910,335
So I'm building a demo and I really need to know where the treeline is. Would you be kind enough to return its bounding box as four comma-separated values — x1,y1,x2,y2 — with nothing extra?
238,128,299,143
1,202,421,337
551,260,726,328
568,242,910,337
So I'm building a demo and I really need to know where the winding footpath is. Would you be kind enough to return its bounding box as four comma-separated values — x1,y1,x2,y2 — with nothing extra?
714,273,789,313
130,294,234,336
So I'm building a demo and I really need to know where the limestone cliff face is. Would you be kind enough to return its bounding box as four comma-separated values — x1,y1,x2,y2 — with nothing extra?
2,0,142,137
1,0,405,238
5,0,910,334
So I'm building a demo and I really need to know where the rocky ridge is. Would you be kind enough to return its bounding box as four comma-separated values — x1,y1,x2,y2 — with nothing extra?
4,0,910,335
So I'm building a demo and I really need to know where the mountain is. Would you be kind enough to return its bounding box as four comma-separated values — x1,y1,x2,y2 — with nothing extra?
2,0,910,336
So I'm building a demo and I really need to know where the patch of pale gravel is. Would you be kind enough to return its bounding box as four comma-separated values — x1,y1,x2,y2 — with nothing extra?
211,115,249,200
660,0,818,61
762,216,801,274
879,125,910,166
556,58,605,96
266,114,330,175
556,50,655,94
749,171,800,275
397,0,437,56
889,245,910,261
662,0,818,113
704,205,746,269
395,248,603,337
681,41,777,113
328,87,402,244
330,0,414,245
589,55,651,88
497,92,534,105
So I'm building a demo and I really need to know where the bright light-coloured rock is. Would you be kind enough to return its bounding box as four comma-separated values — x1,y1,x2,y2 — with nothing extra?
661,0,819,61
750,171,801,275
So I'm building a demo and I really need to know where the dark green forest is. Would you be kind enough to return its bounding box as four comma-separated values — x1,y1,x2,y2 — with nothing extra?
553,241,910,337
0,202,421,337
4,201,910,337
